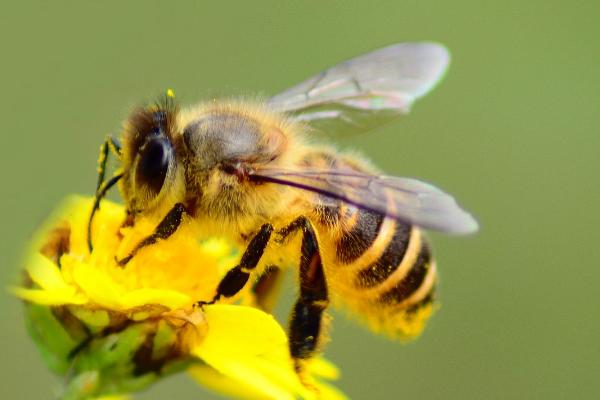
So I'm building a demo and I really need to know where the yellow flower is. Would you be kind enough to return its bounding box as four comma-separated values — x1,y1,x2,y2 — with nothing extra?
12,196,346,400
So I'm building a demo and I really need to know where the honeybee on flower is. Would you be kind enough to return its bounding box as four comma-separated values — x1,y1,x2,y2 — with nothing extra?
15,41,476,399
87,41,475,370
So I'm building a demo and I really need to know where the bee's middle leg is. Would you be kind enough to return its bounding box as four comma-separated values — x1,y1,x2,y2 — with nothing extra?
198,223,274,305
116,203,187,266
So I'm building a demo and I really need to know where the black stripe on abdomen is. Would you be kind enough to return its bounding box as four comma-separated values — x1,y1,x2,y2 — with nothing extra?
336,209,384,264
355,222,411,288
378,243,431,304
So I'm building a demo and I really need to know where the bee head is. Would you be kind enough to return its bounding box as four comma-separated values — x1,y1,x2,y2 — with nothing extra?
120,97,184,215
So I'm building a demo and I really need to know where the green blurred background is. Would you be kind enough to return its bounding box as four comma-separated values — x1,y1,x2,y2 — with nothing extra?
1,1,598,399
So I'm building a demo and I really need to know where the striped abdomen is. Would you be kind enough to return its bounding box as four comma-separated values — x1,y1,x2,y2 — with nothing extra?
301,149,438,338
317,204,437,339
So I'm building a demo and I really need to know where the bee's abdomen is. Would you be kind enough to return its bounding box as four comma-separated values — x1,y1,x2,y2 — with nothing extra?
328,207,437,339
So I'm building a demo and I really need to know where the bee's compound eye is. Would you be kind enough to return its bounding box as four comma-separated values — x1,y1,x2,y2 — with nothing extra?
136,138,171,195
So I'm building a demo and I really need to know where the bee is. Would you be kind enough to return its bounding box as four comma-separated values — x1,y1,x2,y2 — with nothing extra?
89,42,478,370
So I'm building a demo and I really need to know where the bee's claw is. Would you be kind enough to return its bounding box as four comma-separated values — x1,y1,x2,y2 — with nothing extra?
194,301,207,309
115,254,132,267
194,296,219,309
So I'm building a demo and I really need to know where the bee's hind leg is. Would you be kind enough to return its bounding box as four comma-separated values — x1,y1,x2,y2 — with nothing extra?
282,217,329,372
197,223,274,306
115,203,187,266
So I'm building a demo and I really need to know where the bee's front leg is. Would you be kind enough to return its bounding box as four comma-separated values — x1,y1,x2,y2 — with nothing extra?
88,134,123,252
116,203,187,266
197,223,274,306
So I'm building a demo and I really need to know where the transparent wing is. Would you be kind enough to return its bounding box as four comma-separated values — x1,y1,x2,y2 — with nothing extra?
251,168,478,234
268,42,450,134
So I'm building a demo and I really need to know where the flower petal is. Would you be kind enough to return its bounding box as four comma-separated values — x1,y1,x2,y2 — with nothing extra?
197,356,298,400
25,252,70,291
191,305,325,399
11,287,86,306
69,256,125,309
192,304,288,359
189,363,295,400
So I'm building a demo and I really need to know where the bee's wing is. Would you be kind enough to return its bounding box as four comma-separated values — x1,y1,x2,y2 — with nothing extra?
251,168,478,234
268,42,449,135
